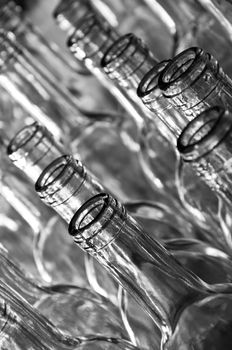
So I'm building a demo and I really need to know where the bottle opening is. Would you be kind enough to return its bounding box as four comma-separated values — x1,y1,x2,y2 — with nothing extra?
69,193,110,236
177,106,231,161
7,122,40,156
158,47,208,96
35,155,78,195
137,60,170,99
54,0,91,32
68,14,110,60
101,33,137,68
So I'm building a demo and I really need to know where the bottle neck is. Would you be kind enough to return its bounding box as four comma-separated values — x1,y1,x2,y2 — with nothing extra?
102,33,157,91
0,281,79,350
138,61,186,136
54,0,93,35
0,32,87,143
35,155,104,224
177,106,232,206
68,13,119,70
7,122,64,183
69,193,209,338
0,247,44,305
158,47,227,125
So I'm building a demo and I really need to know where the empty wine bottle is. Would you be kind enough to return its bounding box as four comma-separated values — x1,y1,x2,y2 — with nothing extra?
68,192,232,349
91,0,174,60
144,0,232,76
0,30,106,145
1,131,88,285
34,154,232,277
178,106,232,228
138,47,232,241
0,0,121,116
0,280,140,350
54,0,156,137
0,245,129,340
197,0,232,48
101,33,178,191
159,47,232,131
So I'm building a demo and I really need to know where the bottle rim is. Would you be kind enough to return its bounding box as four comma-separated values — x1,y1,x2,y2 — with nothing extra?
101,33,140,69
177,106,232,161
137,60,170,99
69,193,110,236
158,47,210,97
7,122,41,157
35,155,84,194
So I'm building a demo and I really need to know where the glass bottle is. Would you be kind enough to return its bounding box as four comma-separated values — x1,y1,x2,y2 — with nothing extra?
177,106,232,225
35,153,232,270
101,33,178,192
0,0,121,117
7,124,158,303
0,30,104,144
197,0,232,46
68,192,232,349
139,47,232,138
90,0,174,60
0,280,140,350
54,0,155,139
144,0,232,77
0,245,129,341
137,50,232,243
1,130,88,285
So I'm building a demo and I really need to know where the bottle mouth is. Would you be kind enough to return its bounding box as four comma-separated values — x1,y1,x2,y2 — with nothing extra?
158,47,210,97
177,106,232,161
101,33,150,84
69,193,126,251
102,33,141,69
35,155,86,201
7,122,41,157
68,14,114,61
137,60,170,100
53,0,91,32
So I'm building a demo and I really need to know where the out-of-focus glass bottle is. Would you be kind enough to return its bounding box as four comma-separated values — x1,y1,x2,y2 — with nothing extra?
144,0,232,77
0,29,115,146
101,33,178,194
0,280,141,350
0,246,129,340
197,0,232,44
68,192,232,349
90,0,174,60
54,0,155,138
0,0,121,115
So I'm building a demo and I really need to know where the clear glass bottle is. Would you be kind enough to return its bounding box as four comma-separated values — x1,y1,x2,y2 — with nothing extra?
144,0,232,77
0,280,140,350
0,30,101,144
101,33,178,192
139,47,232,138
7,124,161,304
54,0,156,138
90,0,174,60
0,0,121,117
177,106,232,225
68,192,232,349
197,0,232,46
0,245,129,340
1,129,88,285
137,50,232,243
